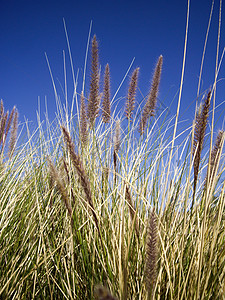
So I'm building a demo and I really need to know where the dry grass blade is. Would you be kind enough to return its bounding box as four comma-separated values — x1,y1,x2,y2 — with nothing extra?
139,55,163,135
102,63,111,124
125,67,139,120
88,34,100,127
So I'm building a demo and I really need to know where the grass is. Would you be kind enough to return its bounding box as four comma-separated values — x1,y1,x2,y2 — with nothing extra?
0,1,225,299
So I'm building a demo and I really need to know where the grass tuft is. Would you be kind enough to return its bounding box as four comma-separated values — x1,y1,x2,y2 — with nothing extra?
0,8,225,298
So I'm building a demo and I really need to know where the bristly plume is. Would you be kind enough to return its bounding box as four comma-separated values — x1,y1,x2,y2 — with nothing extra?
0,102,17,155
125,67,139,120
47,158,73,221
102,63,111,123
144,208,158,298
5,106,15,140
205,130,224,188
87,34,100,127
139,55,163,135
61,126,102,241
0,100,3,119
8,108,18,158
0,111,8,147
114,119,121,153
79,91,88,146
192,91,211,203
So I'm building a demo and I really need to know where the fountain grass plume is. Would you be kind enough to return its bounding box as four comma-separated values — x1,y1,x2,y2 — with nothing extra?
205,129,224,189
125,67,139,120
61,126,101,238
144,208,158,299
139,55,163,135
88,35,100,127
0,101,17,155
8,108,18,158
47,157,73,220
102,63,111,124
5,106,15,140
79,91,88,146
192,91,211,207
0,111,8,147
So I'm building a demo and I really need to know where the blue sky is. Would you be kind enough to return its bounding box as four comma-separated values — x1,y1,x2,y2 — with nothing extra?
0,0,224,133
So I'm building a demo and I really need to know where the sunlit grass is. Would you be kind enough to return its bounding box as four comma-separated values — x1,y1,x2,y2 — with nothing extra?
0,1,225,299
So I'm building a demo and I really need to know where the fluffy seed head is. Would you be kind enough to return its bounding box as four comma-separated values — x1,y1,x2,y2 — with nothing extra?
102,63,111,123
47,158,73,219
139,55,163,134
79,91,88,146
87,35,100,127
193,91,211,194
205,129,224,187
8,108,18,158
125,67,139,120
61,126,101,235
145,208,158,294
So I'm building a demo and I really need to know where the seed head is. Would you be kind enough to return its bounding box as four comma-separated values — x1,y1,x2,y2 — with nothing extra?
125,67,139,120
139,55,163,134
79,91,88,146
87,35,100,127
102,63,111,123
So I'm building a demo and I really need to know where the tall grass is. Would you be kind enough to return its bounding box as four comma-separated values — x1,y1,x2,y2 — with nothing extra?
1,2,225,299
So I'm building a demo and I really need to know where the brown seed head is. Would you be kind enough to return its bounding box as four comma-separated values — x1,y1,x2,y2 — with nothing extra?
139,55,163,135
145,208,158,294
88,35,100,127
61,126,101,234
5,106,15,140
0,111,8,146
206,129,224,186
125,67,139,120
8,109,18,158
79,91,88,146
102,63,111,123
47,157,73,219
193,91,211,193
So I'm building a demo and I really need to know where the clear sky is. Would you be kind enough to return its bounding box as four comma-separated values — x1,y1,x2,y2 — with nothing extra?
0,0,224,133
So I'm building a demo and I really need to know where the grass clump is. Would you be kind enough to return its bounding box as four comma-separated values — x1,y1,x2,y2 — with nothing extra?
0,4,225,299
